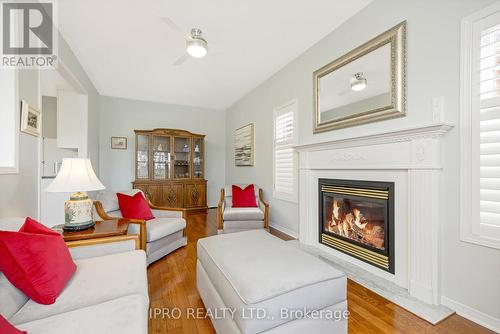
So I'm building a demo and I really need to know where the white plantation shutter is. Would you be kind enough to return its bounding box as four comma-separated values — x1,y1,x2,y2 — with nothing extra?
477,22,500,239
464,7,500,247
273,101,297,202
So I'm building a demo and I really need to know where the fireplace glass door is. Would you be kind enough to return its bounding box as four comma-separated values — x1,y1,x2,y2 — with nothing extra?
319,179,394,273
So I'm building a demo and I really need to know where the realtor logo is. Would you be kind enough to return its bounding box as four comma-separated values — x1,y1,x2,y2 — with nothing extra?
1,0,58,68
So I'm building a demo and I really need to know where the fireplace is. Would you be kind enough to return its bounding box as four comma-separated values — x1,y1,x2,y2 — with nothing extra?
319,178,394,273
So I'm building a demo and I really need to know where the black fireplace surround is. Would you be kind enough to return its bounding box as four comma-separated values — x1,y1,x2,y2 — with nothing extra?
319,178,395,273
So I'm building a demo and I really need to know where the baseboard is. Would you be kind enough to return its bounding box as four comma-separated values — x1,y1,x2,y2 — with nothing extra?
441,296,500,333
269,222,298,239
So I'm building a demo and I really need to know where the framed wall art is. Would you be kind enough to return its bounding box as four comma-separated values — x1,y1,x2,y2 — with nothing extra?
111,136,127,149
234,123,254,166
21,100,41,136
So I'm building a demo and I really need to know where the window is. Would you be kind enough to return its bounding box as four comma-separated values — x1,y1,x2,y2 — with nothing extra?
0,69,19,174
461,3,500,249
273,100,297,202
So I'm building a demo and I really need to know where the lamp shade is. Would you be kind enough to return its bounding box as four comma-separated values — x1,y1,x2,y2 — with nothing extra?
45,158,105,193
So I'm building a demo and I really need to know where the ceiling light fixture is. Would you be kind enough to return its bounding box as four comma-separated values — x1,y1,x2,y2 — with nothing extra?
350,72,367,91
186,28,208,58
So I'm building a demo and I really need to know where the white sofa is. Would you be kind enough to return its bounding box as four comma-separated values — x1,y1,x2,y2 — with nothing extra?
93,190,187,265
197,230,348,334
0,217,149,334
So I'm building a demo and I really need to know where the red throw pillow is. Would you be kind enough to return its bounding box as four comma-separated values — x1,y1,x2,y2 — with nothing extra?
0,315,26,334
0,217,76,305
232,184,258,207
117,192,155,220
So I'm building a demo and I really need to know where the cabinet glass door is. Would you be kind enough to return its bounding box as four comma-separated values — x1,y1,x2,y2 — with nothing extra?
193,137,203,179
152,135,171,179
173,137,190,179
136,134,149,179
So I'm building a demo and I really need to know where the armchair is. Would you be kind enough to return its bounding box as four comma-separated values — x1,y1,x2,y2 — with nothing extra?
93,190,187,265
217,185,269,234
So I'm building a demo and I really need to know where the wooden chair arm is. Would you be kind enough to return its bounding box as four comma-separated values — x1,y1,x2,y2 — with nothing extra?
145,197,187,219
259,189,270,229
219,187,225,206
66,234,141,251
127,219,147,250
217,188,225,230
93,201,120,220
150,204,187,218
259,188,269,207
127,218,146,225
150,205,185,211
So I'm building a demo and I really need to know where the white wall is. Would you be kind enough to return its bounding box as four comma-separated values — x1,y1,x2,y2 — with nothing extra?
225,0,499,324
0,70,41,218
99,96,226,207
42,96,57,138
58,37,100,172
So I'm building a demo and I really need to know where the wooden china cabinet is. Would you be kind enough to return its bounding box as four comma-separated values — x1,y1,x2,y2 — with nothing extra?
132,128,207,211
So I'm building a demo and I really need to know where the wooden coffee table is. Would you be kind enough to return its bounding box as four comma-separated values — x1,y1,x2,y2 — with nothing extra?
53,219,130,242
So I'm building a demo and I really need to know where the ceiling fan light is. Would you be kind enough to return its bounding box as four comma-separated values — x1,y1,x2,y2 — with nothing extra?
186,39,207,58
351,81,367,91
350,72,367,92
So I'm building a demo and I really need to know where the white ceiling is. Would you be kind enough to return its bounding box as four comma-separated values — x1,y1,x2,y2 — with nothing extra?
58,0,372,110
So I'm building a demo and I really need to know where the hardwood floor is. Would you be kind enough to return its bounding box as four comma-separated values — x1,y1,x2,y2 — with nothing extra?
148,209,494,334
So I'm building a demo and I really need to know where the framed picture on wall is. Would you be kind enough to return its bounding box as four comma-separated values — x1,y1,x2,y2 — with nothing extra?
20,100,41,137
234,123,254,166
111,136,127,149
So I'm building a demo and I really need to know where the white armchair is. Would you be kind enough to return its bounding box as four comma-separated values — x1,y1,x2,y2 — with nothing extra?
217,185,269,234
93,190,187,265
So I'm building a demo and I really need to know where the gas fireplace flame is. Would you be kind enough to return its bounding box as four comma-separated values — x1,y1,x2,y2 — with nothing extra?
326,198,385,250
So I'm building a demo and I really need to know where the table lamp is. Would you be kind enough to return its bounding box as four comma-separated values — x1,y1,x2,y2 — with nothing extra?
45,158,105,231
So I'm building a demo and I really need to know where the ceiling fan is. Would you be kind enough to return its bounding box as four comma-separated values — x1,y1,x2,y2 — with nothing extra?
160,17,208,66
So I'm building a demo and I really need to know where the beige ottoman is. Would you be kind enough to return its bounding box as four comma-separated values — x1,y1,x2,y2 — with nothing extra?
197,230,347,334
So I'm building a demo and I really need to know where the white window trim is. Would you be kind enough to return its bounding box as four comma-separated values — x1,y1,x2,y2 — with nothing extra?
460,2,500,250
0,70,19,174
272,99,298,203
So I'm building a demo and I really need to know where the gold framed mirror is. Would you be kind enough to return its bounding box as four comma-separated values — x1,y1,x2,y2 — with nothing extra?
313,21,407,133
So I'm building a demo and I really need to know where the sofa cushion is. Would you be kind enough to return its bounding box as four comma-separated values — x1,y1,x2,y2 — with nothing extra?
0,218,76,305
224,185,259,198
9,250,148,325
95,190,141,213
224,185,259,209
222,207,264,221
150,208,183,219
232,185,258,207
117,192,154,220
0,219,28,319
197,230,346,333
218,220,264,234
95,191,120,213
128,217,186,243
107,210,123,218
0,315,25,334
0,273,28,320
16,294,148,334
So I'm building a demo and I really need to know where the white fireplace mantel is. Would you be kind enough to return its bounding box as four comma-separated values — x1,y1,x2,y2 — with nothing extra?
295,123,453,306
